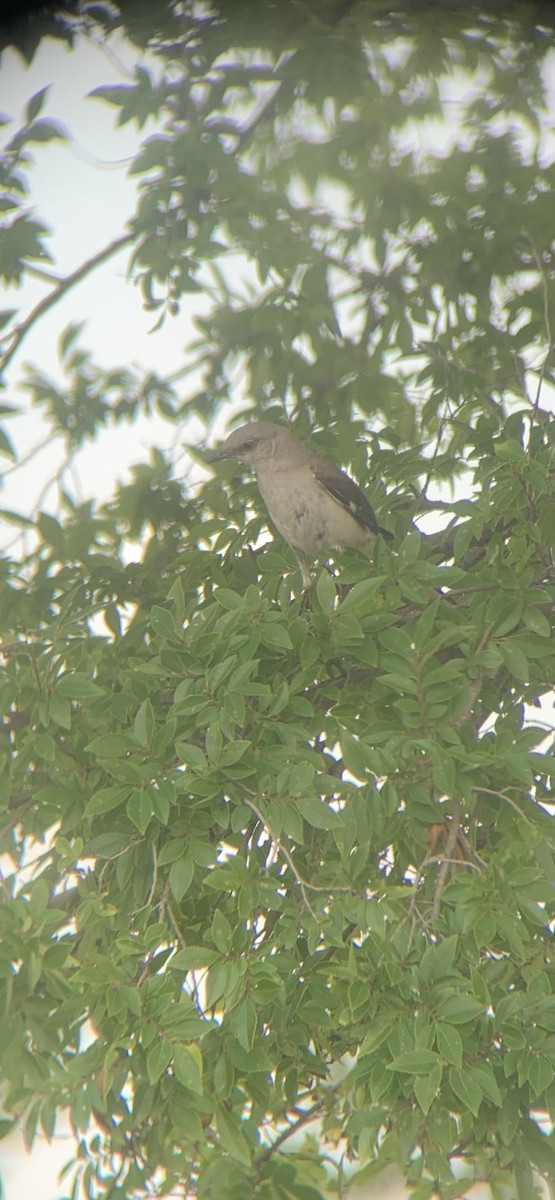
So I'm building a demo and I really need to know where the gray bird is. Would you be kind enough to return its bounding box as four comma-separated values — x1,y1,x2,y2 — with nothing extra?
209,421,392,588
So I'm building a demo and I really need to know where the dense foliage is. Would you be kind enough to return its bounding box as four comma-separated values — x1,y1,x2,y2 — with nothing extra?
2,3,555,1197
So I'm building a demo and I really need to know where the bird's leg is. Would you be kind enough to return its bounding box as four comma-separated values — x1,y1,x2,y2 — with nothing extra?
294,550,313,592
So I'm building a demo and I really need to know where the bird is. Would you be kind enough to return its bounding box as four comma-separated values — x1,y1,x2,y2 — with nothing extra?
208,421,392,588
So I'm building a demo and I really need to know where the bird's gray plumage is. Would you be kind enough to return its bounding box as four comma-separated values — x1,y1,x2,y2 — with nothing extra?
209,421,392,586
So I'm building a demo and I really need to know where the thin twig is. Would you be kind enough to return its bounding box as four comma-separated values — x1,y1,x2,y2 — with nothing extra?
408,832,482,942
473,786,538,830
450,622,493,730
242,789,356,899
431,802,461,923
445,582,500,596
254,1101,323,1167
456,830,487,870
0,232,134,376
1,430,61,476
419,855,481,873
523,230,553,414
167,902,188,950
146,843,158,907
242,792,355,921
0,799,35,843
32,455,72,518
241,793,319,921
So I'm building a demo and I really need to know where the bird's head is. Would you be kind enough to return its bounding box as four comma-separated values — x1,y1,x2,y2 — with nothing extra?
207,421,289,468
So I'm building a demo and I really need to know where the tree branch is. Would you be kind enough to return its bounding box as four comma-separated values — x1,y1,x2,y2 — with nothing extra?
241,789,356,918
523,229,553,414
254,1101,323,1168
0,231,134,377
431,802,461,923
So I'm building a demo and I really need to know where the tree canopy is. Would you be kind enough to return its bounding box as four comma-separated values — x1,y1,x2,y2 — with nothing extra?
2,2,555,1198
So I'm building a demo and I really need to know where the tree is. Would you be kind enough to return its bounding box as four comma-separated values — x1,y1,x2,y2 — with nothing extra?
1,2,555,1197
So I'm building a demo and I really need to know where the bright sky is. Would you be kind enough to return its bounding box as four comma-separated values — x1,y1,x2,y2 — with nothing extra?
1,29,211,539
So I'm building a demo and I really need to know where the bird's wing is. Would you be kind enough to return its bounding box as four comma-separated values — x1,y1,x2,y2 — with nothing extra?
310,460,392,540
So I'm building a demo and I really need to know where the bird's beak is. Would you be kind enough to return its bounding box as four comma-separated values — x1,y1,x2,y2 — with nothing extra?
205,446,229,463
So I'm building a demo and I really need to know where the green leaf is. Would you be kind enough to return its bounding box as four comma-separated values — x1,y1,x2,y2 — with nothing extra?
0,1118,16,1142
120,986,142,1019
259,623,293,650
84,786,131,818
436,994,485,1024
104,604,121,637
126,790,153,834
0,427,15,459
58,320,85,360
360,1017,395,1056
528,1056,554,1098
150,605,177,640
205,722,223,764
342,735,377,777
430,746,455,795
419,936,458,984
387,1050,442,1076
57,673,103,699
159,840,188,866
88,833,131,857
315,569,336,611
25,119,65,143
219,740,251,766
296,795,342,829
494,439,523,460
170,947,220,972
89,83,134,106
25,85,49,122
134,698,155,747
435,1023,463,1068
232,998,257,1053
37,512,64,550
86,733,132,758
173,1045,203,1095
414,1062,441,1115
0,507,34,527
469,1064,502,1107
488,594,523,637
214,1103,252,1166
146,1038,172,1084
515,1158,535,1200
211,908,232,954
175,742,207,770
339,575,386,615
0,310,17,333
397,531,421,564
522,604,550,637
169,853,194,902
448,1066,482,1117
215,588,245,610
49,692,71,730
498,1090,520,1146
520,1115,555,1176
499,640,529,683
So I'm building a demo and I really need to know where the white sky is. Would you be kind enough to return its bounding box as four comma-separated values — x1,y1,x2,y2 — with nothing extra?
1,31,211,537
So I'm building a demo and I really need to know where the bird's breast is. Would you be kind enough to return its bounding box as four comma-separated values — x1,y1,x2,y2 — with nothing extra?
257,471,370,554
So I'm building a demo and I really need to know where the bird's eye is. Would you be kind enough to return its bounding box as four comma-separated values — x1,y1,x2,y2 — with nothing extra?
241,440,255,450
